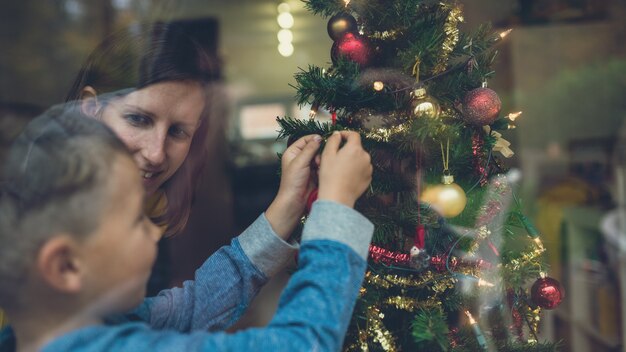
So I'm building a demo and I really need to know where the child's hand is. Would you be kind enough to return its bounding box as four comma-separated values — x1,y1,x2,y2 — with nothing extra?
318,131,372,208
266,134,322,239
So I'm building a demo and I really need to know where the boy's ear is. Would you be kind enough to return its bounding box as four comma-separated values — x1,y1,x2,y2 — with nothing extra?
36,236,83,294
79,86,100,117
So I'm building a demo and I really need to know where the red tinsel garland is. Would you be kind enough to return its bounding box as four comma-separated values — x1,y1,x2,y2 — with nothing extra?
471,133,488,186
368,244,493,272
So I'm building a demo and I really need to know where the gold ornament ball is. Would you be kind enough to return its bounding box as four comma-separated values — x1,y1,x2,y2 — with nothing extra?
420,175,467,218
410,88,440,118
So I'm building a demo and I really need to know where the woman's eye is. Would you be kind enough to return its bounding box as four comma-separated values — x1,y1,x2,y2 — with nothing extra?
124,113,150,127
169,126,189,139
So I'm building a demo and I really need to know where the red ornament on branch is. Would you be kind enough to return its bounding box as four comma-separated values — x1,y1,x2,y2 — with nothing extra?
331,32,375,68
530,277,564,310
463,84,501,126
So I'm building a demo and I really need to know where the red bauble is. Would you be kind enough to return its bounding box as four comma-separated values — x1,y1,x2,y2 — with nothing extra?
331,32,374,68
530,277,564,309
463,87,502,125
305,188,318,214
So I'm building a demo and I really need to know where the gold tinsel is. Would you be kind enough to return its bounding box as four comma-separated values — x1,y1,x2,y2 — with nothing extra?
365,270,457,292
476,225,491,240
504,247,544,272
432,3,464,74
528,306,542,337
382,296,442,312
364,123,410,143
358,328,369,352
366,306,398,352
370,29,402,40
429,276,457,293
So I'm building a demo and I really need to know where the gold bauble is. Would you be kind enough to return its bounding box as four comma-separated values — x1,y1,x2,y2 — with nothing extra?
410,88,440,119
420,174,467,218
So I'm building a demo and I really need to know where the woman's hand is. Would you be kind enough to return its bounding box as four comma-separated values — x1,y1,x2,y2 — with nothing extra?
266,134,322,240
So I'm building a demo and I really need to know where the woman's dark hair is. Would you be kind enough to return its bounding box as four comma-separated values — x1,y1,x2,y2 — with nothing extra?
65,19,223,236
66,19,221,101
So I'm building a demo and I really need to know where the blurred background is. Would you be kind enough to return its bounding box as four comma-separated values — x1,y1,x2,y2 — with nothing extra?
1,0,625,350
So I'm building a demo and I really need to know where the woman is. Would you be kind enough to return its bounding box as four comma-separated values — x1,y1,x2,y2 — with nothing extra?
65,19,221,236
67,19,313,240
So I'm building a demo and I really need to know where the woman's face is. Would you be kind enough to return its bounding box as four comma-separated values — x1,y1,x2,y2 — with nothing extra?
96,81,205,195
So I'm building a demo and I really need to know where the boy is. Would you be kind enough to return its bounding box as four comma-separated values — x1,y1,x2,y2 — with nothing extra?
0,106,373,351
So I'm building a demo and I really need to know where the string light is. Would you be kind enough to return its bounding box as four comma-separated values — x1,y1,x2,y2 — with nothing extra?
465,311,488,351
277,29,293,43
477,278,494,287
533,237,545,252
499,28,512,39
309,102,320,119
278,42,294,57
277,3,294,57
277,2,290,13
507,111,522,121
373,81,384,91
277,12,294,29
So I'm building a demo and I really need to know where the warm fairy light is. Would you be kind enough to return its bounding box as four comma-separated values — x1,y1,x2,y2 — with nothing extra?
465,310,476,324
277,12,294,29
534,237,545,252
277,4,294,57
477,278,494,287
508,124,516,130
309,108,318,119
277,29,293,43
465,310,488,350
344,0,351,6
373,81,384,91
499,29,512,39
278,42,294,57
507,111,522,121
277,2,290,13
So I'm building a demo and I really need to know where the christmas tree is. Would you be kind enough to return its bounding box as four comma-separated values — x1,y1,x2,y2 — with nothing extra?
277,1,562,351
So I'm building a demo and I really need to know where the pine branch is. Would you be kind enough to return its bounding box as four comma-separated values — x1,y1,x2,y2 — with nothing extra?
411,308,450,351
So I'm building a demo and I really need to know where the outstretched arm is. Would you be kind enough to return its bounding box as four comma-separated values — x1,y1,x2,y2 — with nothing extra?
123,213,298,332
49,201,374,352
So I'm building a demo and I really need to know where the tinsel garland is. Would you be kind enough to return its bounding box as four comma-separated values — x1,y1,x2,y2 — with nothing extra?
471,133,489,186
364,123,410,143
504,247,543,272
511,308,524,342
369,244,411,265
366,306,398,352
448,327,460,349
383,296,443,312
525,305,542,343
365,270,455,290
369,245,491,273
475,174,510,228
433,3,464,74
